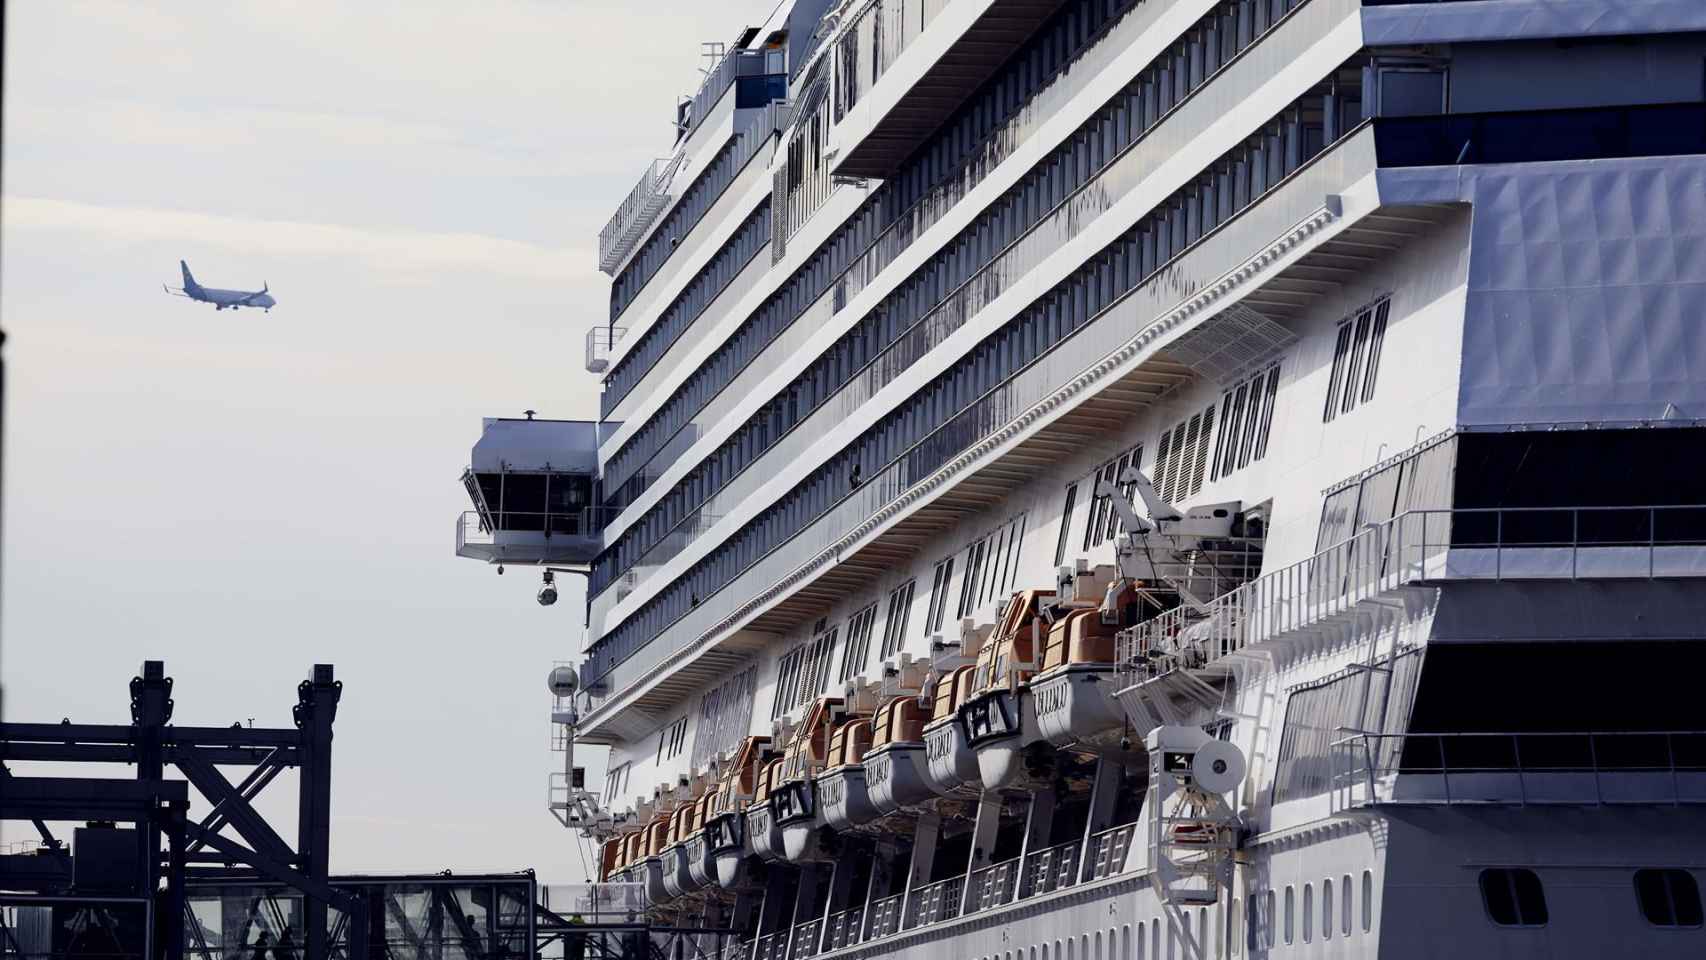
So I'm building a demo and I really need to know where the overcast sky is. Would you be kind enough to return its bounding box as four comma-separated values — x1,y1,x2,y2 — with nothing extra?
2,0,777,882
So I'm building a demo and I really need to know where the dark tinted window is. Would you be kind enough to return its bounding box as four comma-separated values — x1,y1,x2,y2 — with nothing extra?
1635,869,1704,927
1480,868,1547,927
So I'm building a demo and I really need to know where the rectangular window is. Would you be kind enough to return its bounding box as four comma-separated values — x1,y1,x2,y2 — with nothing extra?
771,645,806,719
957,539,988,618
656,716,689,764
1360,299,1390,403
1635,868,1703,928
840,603,879,683
1324,298,1390,422
926,558,955,635
1214,364,1281,481
1077,445,1141,552
803,626,838,701
604,763,631,804
880,580,915,660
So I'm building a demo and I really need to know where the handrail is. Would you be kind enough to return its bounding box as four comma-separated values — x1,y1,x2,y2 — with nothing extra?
822,905,865,950
964,856,1021,914
866,891,906,939
1330,729,1706,809
1117,504,1706,687
1085,822,1139,881
903,874,963,929
1018,838,1082,899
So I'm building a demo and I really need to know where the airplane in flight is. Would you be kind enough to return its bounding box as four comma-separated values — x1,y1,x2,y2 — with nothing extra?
164,261,276,312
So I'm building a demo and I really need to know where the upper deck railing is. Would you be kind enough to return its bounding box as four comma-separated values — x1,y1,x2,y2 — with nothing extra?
1118,504,1706,687
599,155,687,276
832,0,954,122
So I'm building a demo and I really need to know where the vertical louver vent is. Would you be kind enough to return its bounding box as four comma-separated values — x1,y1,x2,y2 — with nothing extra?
1153,405,1217,504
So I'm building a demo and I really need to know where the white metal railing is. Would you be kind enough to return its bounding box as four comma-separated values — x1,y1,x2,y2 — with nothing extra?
964,857,1021,914
903,874,963,929
866,892,906,939
822,905,865,951
791,918,822,958
1117,504,1706,688
750,930,787,960
585,324,630,375
1018,839,1082,899
599,155,687,274
1086,822,1138,881
1331,729,1706,810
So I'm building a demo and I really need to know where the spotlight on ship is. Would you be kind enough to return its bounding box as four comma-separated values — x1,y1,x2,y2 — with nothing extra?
537,570,558,606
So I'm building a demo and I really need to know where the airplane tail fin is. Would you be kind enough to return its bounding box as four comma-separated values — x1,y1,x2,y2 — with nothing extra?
179,260,200,292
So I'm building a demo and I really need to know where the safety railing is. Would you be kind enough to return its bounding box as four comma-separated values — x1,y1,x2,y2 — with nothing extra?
750,930,787,960
1085,822,1138,881
599,155,687,274
964,857,1021,914
1018,839,1082,900
585,324,630,375
1330,729,1706,810
866,892,906,938
822,905,865,950
791,918,822,958
903,875,964,929
1118,505,1706,689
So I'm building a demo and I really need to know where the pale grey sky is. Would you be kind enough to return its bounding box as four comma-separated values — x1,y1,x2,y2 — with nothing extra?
1,0,776,881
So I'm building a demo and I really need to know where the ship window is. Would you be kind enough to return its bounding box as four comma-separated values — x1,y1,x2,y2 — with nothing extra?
1154,407,1214,503
840,603,879,683
657,716,689,764
1135,922,1144,959
958,538,988,618
1302,883,1313,942
1377,67,1446,117
1480,868,1548,927
1342,873,1353,935
1213,364,1280,482
1284,886,1295,944
927,558,956,635
1321,878,1333,940
880,580,915,660
604,762,631,803
1634,869,1703,927
1362,871,1373,931
1323,298,1390,422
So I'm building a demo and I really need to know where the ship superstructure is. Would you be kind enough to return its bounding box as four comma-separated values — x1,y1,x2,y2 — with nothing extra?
459,1,1706,956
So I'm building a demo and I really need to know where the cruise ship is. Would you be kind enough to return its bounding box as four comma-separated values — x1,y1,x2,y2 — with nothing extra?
455,0,1706,956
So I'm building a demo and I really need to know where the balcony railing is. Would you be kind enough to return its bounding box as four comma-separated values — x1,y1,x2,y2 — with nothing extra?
791,918,822,958
1019,839,1082,900
599,155,687,275
902,875,963,929
585,324,629,375
866,892,905,939
750,931,787,960
1085,822,1138,881
964,857,1020,914
822,906,864,951
1331,730,1706,809
1118,504,1706,689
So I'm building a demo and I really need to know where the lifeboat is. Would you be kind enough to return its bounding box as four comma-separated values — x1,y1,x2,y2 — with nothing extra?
958,590,1055,791
638,812,673,903
817,695,881,830
683,790,719,889
597,836,623,883
1031,599,1129,753
661,796,706,898
865,694,936,814
610,829,645,885
775,697,857,861
744,757,787,862
922,665,981,793
707,736,772,887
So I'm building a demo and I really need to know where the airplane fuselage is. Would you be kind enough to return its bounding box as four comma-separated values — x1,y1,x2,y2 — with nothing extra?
191,286,276,310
